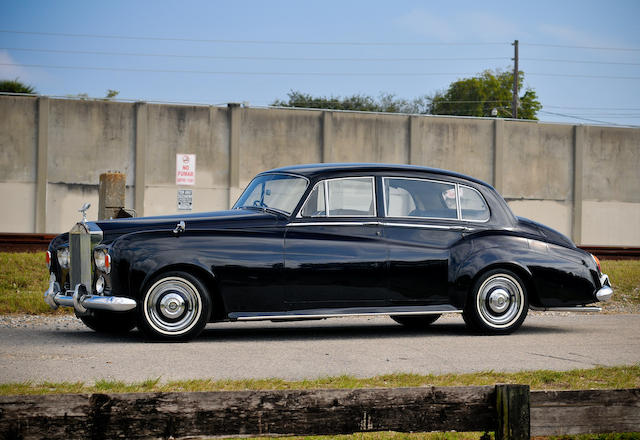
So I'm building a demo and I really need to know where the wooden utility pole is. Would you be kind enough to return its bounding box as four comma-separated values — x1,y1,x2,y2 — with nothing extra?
512,40,519,119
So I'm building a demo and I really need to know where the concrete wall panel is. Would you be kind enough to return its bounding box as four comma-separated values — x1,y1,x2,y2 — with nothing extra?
331,113,409,165
47,99,135,185
411,117,493,183
0,182,36,232
46,183,99,233
146,105,228,188
239,108,322,186
503,121,573,200
582,201,640,246
507,200,572,237
583,126,640,203
0,97,37,182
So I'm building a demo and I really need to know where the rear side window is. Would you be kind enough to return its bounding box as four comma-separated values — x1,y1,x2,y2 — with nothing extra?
300,177,375,217
384,178,457,219
460,185,490,221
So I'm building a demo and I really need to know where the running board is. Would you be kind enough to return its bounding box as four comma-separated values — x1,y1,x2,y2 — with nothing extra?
529,306,602,312
230,305,462,322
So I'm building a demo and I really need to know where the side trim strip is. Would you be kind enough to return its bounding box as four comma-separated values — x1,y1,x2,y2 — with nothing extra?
234,309,462,321
529,306,602,312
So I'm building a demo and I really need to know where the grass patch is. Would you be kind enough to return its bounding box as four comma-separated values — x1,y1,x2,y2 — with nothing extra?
0,252,70,315
1,252,639,315
1,365,638,396
602,260,640,306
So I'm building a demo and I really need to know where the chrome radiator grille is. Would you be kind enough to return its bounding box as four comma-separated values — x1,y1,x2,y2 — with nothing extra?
69,223,92,291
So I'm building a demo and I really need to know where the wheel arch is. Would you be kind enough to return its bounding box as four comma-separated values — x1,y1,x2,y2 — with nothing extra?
136,263,226,322
467,262,539,309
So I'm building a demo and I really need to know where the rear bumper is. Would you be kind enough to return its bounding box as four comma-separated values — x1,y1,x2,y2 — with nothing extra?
44,274,136,313
596,273,613,302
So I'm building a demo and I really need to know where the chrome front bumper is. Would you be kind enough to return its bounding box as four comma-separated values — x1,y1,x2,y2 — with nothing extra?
44,274,136,313
596,273,613,302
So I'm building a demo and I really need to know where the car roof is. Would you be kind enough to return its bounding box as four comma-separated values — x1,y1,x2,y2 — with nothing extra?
263,163,491,188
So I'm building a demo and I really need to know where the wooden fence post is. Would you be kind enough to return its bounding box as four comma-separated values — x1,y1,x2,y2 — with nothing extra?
496,384,530,440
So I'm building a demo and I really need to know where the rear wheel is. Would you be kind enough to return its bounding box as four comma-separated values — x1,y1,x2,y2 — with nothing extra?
137,271,211,341
463,269,528,335
80,310,137,334
391,314,441,329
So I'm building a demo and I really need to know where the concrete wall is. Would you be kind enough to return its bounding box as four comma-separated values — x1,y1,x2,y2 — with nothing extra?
0,95,638,246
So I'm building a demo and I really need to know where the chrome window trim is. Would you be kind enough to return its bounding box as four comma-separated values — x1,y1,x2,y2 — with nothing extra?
458,184,491,223
298,176,376,219
382,176,459,221
287,221,469,231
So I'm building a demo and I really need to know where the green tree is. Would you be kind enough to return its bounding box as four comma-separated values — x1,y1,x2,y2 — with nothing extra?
430,69,541,120
0,78,36,94
272,91,429,114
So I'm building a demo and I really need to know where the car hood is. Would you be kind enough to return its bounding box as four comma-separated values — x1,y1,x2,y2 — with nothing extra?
95,209,279,241
517,216,576,249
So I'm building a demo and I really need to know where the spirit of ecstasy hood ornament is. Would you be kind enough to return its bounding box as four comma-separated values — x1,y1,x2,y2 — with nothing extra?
78,203,91,223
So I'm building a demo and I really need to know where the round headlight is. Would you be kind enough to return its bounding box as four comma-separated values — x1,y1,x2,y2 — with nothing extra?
94,249,111,274
57,248,70,269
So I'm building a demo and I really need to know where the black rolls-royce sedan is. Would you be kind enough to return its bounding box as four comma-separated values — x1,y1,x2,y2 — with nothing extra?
45,163,612,341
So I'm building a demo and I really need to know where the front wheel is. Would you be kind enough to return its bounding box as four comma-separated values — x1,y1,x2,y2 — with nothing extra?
463,269,528,335
137,271,211,341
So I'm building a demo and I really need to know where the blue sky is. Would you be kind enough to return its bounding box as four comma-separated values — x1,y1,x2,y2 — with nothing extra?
1,0,639,126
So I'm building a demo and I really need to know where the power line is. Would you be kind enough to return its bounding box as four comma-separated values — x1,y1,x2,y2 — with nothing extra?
528,72,640,80
2,63,639,79
523,58,640,66
524,43,640,52
0,62,477,76
0,47,511,62
544,105,640,110
538,110,637,126
0,30,507,46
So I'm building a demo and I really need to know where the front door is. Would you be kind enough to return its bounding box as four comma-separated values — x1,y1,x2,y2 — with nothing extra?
284,176,388,310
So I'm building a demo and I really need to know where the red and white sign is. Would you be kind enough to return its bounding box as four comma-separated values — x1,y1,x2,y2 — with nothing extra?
176,154,196,186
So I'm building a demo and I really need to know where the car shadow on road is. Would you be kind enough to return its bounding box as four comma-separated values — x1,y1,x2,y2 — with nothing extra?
40,319,570,343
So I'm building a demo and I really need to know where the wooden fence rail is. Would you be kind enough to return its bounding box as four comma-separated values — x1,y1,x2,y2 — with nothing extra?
0,386,638,440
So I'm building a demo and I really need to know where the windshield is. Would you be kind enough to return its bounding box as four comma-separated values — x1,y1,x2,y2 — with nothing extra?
233,173,308,215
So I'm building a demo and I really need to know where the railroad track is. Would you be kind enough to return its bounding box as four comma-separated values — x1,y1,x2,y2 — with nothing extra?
1,233,639,259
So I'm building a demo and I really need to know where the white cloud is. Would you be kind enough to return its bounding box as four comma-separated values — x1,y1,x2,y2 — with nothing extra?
538,23,614,48
394,9,525,42
0,50,31,80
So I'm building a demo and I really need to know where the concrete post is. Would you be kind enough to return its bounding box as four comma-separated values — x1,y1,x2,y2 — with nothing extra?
98,172,126,220
134,102,147,217
322,111,333,163
572,125,586,245
35,97,49,233
408,116,418,165
493,118,504,192
228,103,241,208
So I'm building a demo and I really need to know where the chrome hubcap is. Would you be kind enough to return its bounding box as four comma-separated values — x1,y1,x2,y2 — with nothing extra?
159,293,186,319
144,277,202,335
488,288,510,313
477,274,524,328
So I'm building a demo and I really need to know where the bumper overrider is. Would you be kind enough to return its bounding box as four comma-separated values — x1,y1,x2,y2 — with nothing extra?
44,273,136,313
596,273,613,302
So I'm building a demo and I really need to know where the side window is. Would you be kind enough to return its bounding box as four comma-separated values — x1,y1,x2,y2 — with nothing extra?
327,177,375,217
300,182,325,217
384,178,457,219
460,186,490,221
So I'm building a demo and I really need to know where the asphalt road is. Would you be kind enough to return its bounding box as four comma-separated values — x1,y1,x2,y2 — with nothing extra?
1,314,639,384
